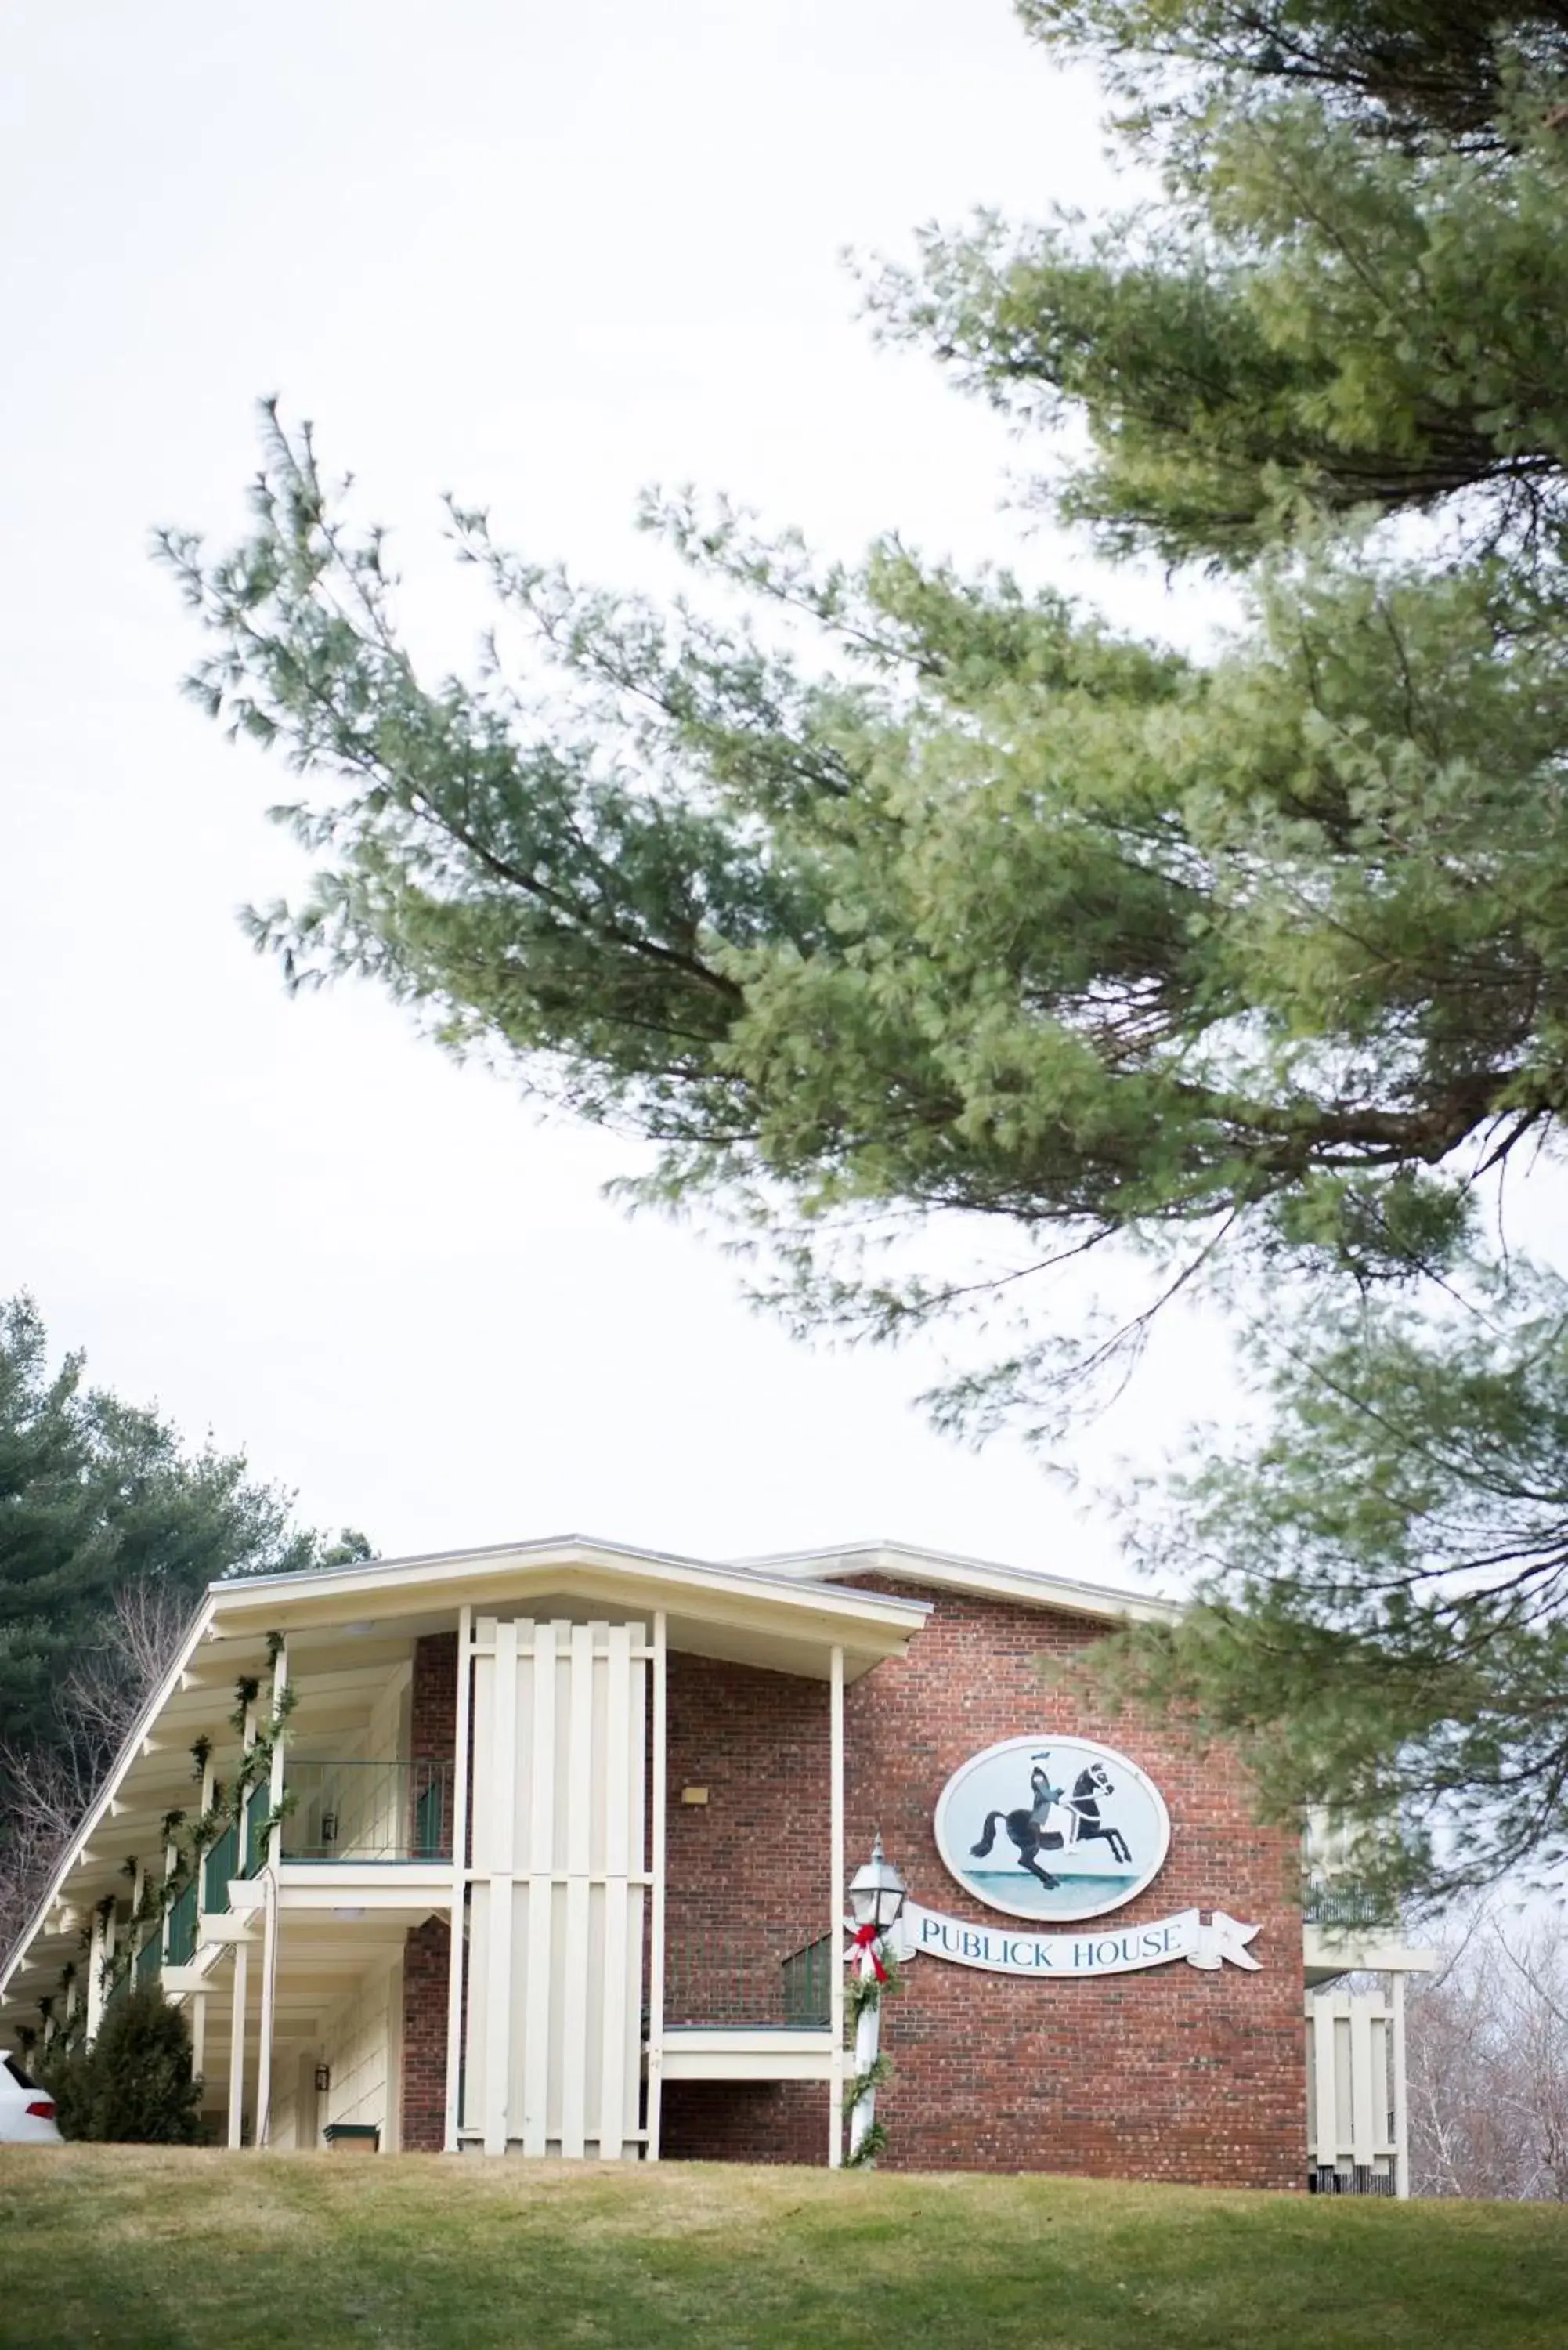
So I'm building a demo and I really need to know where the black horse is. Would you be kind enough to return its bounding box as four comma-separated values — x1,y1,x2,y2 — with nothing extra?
970,1757,1133,1888
969,1759,1064,1889
1060,1761,1133,1867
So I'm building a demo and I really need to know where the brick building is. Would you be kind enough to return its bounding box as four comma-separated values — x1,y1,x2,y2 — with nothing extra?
0,1536,1429,2188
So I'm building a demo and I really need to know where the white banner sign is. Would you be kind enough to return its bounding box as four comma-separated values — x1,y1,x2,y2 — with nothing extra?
898,1900,1261,1977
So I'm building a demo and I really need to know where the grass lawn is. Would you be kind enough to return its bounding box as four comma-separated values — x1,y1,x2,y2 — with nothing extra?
2,2148,1565,2350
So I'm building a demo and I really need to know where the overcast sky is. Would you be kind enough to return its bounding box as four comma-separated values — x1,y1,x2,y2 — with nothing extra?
1,0,1239,1589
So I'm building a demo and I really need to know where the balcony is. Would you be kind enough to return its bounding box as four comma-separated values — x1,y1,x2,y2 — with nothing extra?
1303,1880,1394,1929
663,1926,833,2030
657,1926,838,2088
279,1759,453,1865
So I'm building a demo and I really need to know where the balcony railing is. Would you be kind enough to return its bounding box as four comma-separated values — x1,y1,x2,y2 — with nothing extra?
243,1784,272,1878
202,1820,240,1914
166,1877,199,1965
134,1931,161,1988
663,1925,834,2030
1304,1880,1396,1929
280,1759,454,1864
781,1933,833,2026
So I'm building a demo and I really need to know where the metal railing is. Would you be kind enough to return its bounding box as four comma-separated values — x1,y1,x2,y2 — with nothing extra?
1304,1880,1394,1929
243,1784,272,1878
202,1820,240,1914
279,1758,454,1864
166,1877,199,1966
781,1933,833,2026
663,1925,834,2030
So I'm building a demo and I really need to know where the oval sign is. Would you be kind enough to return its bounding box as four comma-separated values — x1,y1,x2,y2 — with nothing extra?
934,1735,1171,1922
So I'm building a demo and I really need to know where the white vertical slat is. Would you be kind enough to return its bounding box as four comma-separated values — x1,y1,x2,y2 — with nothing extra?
1310,1991,1339,2167
829,1643,845,2170
568,1624,594,1874
444,1604,472,2152
622,1629,648,2143
645,1611,667,2161
560,1622,595,2159
1391,1972,1410,2197
491,1618,519,1853
484,1618,518,2155
529,1622,558,1875
598,1621,632,2158
521,1621,558,2156
1349,1996,1376,2166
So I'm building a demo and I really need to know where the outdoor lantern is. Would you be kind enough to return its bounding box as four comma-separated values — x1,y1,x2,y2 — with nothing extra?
848,1833,907,1936
314,2063,331,2095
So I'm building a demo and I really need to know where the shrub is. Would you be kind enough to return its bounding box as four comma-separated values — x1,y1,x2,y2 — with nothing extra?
36,2038,99,2140
40,1986,202,2143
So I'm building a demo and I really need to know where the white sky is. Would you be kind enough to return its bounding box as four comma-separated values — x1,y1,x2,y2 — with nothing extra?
1,0,1237,1589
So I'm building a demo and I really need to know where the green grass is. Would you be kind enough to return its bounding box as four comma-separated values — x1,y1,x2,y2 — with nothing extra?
2,2147,1565,2350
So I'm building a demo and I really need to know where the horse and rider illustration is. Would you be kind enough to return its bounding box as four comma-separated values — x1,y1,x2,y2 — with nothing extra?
969,1752,1133,1891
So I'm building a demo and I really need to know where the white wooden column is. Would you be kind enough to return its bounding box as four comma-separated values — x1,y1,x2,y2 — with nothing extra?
255,1640,287,2148
265,1640,288,1869
84,1907,107,2045
227,1943,248,2148
828,1643,845,2170
228,1693,258,2149
645,1610,667,2160
443,1605,472,2154
255,1875,280,2149
160,1828,179,1963
99,1909,117,2026
192,1751,215,2095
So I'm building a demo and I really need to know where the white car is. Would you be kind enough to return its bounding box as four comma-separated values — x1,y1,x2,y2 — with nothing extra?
0,2052,62,2143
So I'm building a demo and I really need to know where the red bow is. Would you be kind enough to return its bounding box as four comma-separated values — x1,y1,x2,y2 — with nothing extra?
851,1921,888,1983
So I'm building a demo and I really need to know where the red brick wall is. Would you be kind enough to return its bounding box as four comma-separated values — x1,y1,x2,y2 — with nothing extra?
660,2081,825,2164
402,1636,459,2151
400,1914,450,2152
836,1580,1304,2187
663,1653,830,2025
410,1631,458,1860
398,1601,1304,2185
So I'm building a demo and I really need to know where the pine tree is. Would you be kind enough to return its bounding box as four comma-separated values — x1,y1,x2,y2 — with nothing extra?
0,1295,370,1952
161,5,1568,1900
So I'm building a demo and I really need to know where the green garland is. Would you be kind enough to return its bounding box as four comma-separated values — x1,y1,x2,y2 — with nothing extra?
842,1941,904,2169
93,1647,295,2001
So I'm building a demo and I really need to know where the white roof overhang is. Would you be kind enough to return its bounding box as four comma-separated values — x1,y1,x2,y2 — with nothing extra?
739,1539,1181,1626
0,1535,926,2022
200,1533,929,1679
